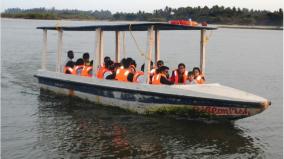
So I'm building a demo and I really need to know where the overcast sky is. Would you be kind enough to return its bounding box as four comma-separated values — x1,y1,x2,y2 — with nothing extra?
1,0,283,12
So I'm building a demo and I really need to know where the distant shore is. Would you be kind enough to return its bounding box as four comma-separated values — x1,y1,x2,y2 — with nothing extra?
2,17,283,30
217,24,283,30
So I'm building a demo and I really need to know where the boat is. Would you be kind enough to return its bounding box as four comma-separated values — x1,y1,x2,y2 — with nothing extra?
35,22,271,120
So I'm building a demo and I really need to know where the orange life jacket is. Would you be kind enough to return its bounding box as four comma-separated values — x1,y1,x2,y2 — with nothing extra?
195,75,205,84
96,67,109,79
74,65,85,75
172,70,188,84
64,66,75,74
115,68,130,82
81,66,93,77
133,71,144,83
152,73,167,85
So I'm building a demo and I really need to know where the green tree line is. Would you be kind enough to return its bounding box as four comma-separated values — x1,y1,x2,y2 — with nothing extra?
1,6,283,26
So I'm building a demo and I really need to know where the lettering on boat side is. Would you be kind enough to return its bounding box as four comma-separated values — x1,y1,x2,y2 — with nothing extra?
194,106,250,116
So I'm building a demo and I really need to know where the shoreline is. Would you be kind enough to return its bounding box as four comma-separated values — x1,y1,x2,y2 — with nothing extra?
216,24,283,30
1,17,283,30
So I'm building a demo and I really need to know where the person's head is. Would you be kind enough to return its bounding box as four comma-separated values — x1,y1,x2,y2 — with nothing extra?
67,50,74,59
193,67,201,77
178,63,186,74
113,63,121,72
124,57,132,69
105,60,114,69
159,66,170,75
75,58,84,66
66,61,75,68
104,56,111,64
188,71,194,81
130,59,137,68
83,52,90,61
157,60,164,68
120,58,126,68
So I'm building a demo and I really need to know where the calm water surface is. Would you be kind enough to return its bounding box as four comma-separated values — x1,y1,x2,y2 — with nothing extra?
1,18,283,158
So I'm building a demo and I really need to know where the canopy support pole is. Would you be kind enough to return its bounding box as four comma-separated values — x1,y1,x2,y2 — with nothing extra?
94,28,102,76
41,29,47,70
99,31,104,66
123,32,126,58
200,29,206,75
154,30,160,64
144,26,154,84
56,30,63,72
115,31,121,63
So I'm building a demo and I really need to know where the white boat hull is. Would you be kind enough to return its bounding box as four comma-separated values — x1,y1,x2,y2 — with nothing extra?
35,70,271,120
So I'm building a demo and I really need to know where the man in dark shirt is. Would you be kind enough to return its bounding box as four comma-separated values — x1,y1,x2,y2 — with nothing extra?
158,66,174,85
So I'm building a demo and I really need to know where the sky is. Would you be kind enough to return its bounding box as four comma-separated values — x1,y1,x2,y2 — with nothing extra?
1,0,283,13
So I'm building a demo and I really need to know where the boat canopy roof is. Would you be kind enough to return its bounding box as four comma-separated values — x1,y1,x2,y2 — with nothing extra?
37,22,217,31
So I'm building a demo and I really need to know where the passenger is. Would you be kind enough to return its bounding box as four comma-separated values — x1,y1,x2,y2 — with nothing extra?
83,52,91,66
187,71,196,84
81,65,93,77
74,58,85,75
104,56,111,64
156,60,164,69
151,60,164,76
141,61,154,72
64,50,75,66
192,67,205,84
96,60,113,79
106,63,121,80
115,58,134,82
171,63,188,84
152,66,173,85
120,58,127,69
64,61,75,74
129,58,137,73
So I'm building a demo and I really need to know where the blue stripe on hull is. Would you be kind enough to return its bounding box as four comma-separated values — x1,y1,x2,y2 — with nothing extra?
37,76,263,109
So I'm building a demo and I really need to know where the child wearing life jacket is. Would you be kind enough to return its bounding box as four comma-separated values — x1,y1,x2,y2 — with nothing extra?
170,63,188,84
187,71,196,84
192,67,205,84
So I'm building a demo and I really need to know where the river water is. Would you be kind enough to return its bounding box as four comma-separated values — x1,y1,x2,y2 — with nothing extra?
1,18,283,158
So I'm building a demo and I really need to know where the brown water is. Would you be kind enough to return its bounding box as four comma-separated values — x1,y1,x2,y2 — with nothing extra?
1,18,283,158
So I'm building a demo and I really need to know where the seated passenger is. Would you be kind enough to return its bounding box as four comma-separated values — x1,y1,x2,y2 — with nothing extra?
83,52,91,66
152,66,173,85
192,67,205,84
64,50,75,67
187,71,196,84
115,58,134,82
64,61,75,74
74,58,85,75
151,60,164,76
81,65,93,77
96,60,113,79
129,58,137,73
170,63,188,84
141,61,154,72
106,63,121,80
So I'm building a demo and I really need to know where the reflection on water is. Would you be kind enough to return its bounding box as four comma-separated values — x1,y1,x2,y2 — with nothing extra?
36,89,264,158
